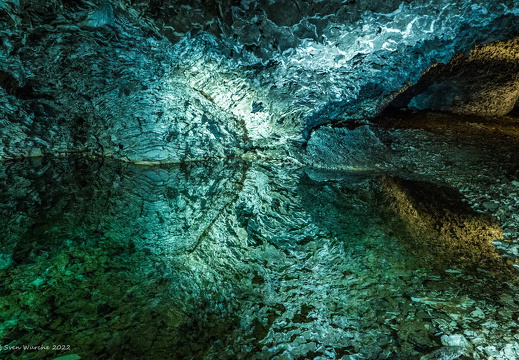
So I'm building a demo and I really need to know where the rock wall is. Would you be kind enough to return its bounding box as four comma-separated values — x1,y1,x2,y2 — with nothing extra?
388,38,519,116
1,0,519,162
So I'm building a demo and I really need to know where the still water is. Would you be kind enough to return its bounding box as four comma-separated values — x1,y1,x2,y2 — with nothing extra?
0,157,518,359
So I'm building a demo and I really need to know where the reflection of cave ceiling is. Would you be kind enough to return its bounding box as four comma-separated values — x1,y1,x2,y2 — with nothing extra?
0,0,519,162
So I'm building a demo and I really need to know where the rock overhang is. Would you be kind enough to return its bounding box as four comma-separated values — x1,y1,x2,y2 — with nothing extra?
0,0,519,162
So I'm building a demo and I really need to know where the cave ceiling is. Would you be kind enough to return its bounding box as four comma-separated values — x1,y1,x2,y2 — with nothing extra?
0,0,518,162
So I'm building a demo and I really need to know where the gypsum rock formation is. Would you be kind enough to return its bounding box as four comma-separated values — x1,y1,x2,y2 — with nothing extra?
1,0,519,162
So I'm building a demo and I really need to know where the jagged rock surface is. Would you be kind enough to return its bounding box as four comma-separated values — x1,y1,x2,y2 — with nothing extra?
3,2,519,359
387,38,519,116
1,0,519,161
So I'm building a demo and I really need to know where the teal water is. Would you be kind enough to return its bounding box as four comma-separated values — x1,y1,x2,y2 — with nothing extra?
0,157,518,360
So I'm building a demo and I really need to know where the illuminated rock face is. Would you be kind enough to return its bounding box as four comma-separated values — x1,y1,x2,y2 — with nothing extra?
380,176,507,274
388,38,519,116
0,0,519,161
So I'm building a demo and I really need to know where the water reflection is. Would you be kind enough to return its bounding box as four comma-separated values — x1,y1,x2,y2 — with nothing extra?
0,157,517,360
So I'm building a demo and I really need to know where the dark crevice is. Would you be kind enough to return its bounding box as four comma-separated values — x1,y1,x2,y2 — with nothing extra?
0,71,54,101
185,161,250,255
0,70,21,95
509,98,519,117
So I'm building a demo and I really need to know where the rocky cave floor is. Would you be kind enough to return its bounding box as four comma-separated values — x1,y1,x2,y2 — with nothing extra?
2,111,519,360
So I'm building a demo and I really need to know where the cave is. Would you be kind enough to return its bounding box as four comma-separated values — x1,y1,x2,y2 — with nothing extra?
2,0,519,359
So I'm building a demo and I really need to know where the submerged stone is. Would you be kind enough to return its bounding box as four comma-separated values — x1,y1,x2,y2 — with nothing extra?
0,158,518,359
380,176,512,275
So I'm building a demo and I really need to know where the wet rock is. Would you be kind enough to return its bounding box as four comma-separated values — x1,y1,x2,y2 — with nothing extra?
420,346,469,360
470,307,486,320
501,343,519,359
380,176,511,274
483,201,500,211
52,355,81,360
0,253,13,269
441,334,471,348
1,0,518,162
388,38,519,116
304,125,393,170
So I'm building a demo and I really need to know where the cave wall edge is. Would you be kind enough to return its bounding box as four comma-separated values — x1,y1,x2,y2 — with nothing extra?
0,0,519,168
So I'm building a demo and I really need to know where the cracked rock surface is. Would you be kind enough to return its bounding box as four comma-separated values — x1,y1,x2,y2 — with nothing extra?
388,38,519,116
1,0,519,161
3,0,519,359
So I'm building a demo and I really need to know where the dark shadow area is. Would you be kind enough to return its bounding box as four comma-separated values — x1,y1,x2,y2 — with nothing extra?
509,98,519,117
